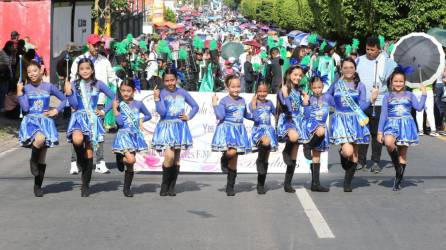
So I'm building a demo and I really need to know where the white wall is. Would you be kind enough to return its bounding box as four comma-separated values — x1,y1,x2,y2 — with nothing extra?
52,1,92,57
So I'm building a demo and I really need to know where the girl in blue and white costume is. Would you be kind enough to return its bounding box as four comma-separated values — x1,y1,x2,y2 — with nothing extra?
18,60,66,197
152,68,199,197
212,75,253,196
65,58,115,197
301,74,331,192
249,82,278,194
378,67,426,191
112,79,152,197
276,65,306,193
326,58,378,192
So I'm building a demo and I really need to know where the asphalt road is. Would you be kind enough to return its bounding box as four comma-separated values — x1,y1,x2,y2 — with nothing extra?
0,134,445,250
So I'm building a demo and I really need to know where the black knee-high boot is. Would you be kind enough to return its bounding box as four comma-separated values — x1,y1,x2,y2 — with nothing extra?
343,160,356,192
339,149,348,170
256,145,269,194
389,148,402,191
220,153,229,173
394,163,406,191
282,142,294,166
81,158,93,197
304,134,325,160
226,168,237,196
284,160,297,193
30,146,42,176
168,165,180,196
123,170,134,197
310,163,329,192
116,154,125,172
73,144,85,172
257,167,268,194
34,164,46,197
160,166,170,196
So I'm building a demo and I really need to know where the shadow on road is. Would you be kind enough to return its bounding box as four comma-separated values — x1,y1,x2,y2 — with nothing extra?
43,181,75,194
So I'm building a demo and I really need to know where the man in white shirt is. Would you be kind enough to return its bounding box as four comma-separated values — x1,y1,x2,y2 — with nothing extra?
356,36,397,173
69,34,117,174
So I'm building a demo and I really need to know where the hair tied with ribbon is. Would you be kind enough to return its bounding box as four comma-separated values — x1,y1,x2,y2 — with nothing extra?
131,76,141,92
289,58,298,66
397,64,414,75
312,70,329,85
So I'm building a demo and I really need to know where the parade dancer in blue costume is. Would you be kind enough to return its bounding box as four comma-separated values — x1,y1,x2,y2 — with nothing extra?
301,75,331,192
249,82,278,194
112,79,152,197
152,68,199,196
65,58,115,197
378,68,426,191
212,75,253,196
276,65,307,193
17,61,67,197
326,58,378,192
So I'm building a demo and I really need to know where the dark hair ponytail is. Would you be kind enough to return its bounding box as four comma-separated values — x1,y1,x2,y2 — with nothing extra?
353,72,361,89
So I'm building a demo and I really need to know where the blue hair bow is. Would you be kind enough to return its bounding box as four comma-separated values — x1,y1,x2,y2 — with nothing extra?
290,58,298,66
312,70,329,84
132,76,141,92
397,64,414,75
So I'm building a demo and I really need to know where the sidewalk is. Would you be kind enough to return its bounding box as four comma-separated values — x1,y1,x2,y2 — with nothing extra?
0,113,19,152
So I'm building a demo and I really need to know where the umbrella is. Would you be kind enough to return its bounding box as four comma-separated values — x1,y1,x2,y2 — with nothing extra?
391,32,445,88
243,40,262,48
221,42,244,60
288,30,303,37
427,28,446,47
291,33,309,45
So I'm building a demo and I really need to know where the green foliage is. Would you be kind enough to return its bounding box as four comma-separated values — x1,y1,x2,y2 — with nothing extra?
164,8,177,23
238,0,446,41
224,0,241,9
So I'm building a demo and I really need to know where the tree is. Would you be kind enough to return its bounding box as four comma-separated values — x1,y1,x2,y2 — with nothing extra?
224,0,241,10
307,0,446,41
238,0,446,41
165,8,177,23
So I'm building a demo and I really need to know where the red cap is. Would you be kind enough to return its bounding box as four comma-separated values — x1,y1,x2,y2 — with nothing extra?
224,60,231,65
87,34,101,45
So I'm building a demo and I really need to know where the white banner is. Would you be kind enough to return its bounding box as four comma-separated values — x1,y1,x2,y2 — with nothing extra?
133,91,328,173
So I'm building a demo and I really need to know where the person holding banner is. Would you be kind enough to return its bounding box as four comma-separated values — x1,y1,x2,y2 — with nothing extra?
152,68,199,197
326,58,378,192
112,79,152,197
211,75,253,196
249,82,278,194
17,60,67,197
301,74,331,192
378,67,426,191
276,65,306,193
65,58,116,197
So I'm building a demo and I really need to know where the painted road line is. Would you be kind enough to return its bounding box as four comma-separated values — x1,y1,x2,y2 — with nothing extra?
0,147,18,159
295,188,335,239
